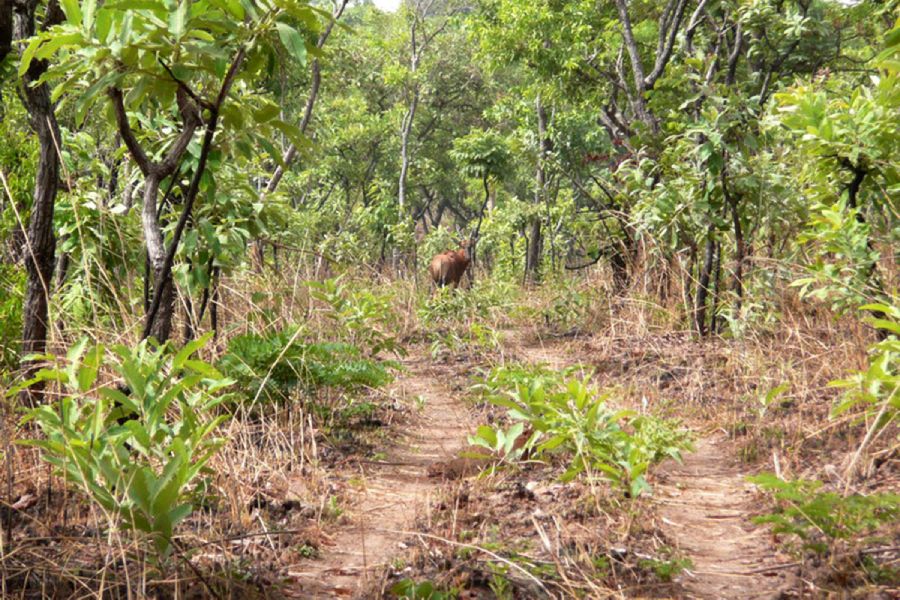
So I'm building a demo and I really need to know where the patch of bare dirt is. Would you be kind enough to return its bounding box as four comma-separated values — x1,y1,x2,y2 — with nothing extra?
286,352,474,598
655,435,794,599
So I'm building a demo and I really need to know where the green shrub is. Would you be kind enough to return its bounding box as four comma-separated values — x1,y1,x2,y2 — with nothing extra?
749,473,899,555
831,303,898,431
390,579,456,600
18,335,230,560
418,279,517,326
470,366,693,497
218,326,395,407
540,284,589,332
308,276,404,357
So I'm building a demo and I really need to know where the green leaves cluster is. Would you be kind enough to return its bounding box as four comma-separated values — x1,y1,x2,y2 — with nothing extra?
830,304,899,432
308,276,405,357
471,366,693,497
18,334,231,559
749,473,900,555
218,326,394,408
450,129,512,182
19,0,321,164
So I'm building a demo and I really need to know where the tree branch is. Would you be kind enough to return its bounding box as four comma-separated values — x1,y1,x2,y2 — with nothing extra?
109,87,151,176
264,0,349,196
614,0,647,96
645,0,690,89
142,46,247,340
158,88,201,176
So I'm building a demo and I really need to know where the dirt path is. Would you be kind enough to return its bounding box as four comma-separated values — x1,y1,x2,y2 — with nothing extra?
655,436,792,599
288,353,473,598
515,333,791,599
288,333,790,598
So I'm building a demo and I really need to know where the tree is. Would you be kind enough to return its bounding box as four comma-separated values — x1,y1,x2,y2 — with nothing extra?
23,0,323,342
450,128,511,272
11,0,64,404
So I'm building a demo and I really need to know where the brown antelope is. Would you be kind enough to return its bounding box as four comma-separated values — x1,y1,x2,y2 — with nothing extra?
428,239,471,288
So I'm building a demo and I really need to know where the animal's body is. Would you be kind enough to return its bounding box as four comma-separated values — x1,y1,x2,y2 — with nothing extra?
428,241,471,288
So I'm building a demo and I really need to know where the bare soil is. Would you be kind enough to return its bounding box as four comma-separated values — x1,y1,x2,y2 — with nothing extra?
286,353,474,598
656,436,793,599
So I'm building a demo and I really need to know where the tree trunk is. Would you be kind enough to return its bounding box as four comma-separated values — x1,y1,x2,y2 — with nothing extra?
525,220,542,283
724,179,744,312
694,226,715,336
210,267,220,339
140,175,176,342
711,240,722,334
398,83,418,217
14,0,62,405
526,95,551,284
0,0,11,66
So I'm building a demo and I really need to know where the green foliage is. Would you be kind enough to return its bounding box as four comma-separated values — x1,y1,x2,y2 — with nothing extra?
18,335,230,560
540,283,589,332
0,91,36,245
308,277,404,357
830,303,898,432
390,579,456,600
637,548,692,583
471,366,693,496
749,473,900,555
780,19,899,314
419,279,518,326
0,265,24,373
428,321,503,361
218,326,394,408
20,0,321,154
468,420,529,465
450,129,512,182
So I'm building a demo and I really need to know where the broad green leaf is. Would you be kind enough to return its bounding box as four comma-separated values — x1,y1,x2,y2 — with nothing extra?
275,22,307,66
60,0,83,26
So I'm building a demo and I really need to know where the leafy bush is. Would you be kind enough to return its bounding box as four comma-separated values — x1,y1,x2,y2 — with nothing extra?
471,362,582,397
471,367,693,497
308,277,404,357
418,279,518,326
830,304,898,430
390,579,456,600
749,474,899,555
428,321,502,361
18,335,230,560
218,326,395,407
540,283,589,332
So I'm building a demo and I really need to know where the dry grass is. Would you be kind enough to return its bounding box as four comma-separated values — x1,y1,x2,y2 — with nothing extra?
1,257,897,598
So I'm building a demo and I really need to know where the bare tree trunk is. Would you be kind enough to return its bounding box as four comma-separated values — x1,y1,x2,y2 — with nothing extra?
722,169,744,313
694,226,715,336
139,174,177,341
526,95,551,284
711,240,722,334
0,0,11,66
254,0,348,270
394,14,421,274
14,0,62,405
398,70,418,217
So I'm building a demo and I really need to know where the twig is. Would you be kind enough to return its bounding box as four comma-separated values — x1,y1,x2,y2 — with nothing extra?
157,58,213,111
382,528,551,594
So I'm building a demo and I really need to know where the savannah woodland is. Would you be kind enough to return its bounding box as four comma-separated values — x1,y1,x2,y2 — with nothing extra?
0,0,898,597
